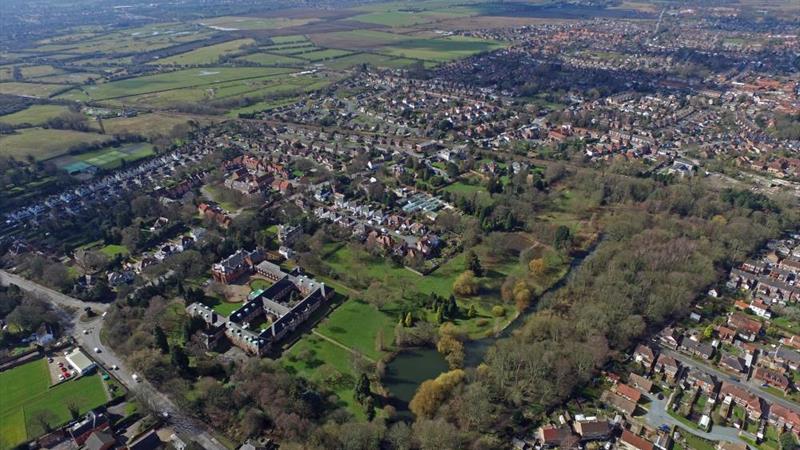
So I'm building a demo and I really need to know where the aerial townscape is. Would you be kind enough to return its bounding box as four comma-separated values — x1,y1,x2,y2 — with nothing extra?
1,0,800,449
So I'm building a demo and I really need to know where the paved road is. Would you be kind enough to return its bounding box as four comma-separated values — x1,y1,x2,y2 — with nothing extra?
643,395,747,444
661,347,800,415
0,270,226,450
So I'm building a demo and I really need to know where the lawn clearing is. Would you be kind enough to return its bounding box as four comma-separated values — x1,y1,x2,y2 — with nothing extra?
99,113,218,139
0,359,109,450
0,128,113,160
315,299,396,360
99,244,130,258
0,104,71,126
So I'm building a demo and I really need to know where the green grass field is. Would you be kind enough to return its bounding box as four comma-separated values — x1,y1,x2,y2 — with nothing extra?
197,16,317,31
322,53,409,70
235,52,305,66
0,104,71,126
57,67,294,102
0,82,67,98
151,38,255,66
98,244,130,258
315,300,396,361
0,128,113,160
270,35,308,44
0,359,109,450
74,142,155,169
296,49,353,62
378,35,506,62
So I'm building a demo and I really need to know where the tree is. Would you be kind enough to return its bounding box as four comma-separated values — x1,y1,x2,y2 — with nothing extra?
355,373,371,404
409,369,465,418
554,225,572,250
154,325,169,354
780,431,798,450
404,312,414,328
528,258,546,277
453,271,479,296
467,305,478,318
170,345,190,374
703,325,714,340
466,250,483,277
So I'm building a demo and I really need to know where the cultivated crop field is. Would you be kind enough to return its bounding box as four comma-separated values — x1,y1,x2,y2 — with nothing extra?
0,359,109,450
197,16,319,31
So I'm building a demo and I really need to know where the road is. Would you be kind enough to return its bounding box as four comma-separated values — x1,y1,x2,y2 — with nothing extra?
0,270,227,450
643,395,747,444
661,347,800,415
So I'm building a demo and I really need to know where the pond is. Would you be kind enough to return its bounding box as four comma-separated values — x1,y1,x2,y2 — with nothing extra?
382,239,602,417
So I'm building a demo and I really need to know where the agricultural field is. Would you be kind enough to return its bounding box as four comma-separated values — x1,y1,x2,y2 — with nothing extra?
0,128,113,160
351,10,469,27
57,67,294,102
0,104,72,126
99,112,219,139
235,52,305,66
0,82,68,98
197,16,319,31
270,35,309,45
296,49,354,62
0,65,63,81
151,38,255,66
0,359,109,450
321,53,413,70
377,35,507,62
310,30,411,50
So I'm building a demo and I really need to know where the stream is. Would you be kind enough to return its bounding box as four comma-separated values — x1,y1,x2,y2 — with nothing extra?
382,238,602,413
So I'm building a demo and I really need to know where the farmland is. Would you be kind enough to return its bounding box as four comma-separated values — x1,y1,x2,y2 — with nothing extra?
0,82,67,98
0,104,72,126
197,16,319,31
0,359,109,450
0,128,113,160
235,52,305,66
57,67,295,102
151,38,255,66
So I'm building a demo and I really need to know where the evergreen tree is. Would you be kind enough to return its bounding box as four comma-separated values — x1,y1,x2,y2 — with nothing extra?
467,250,483,277
171,345,190,374
447,295,458,317
467,304,478,318
355,373,371,404
154,325,169,354
435,308,444,324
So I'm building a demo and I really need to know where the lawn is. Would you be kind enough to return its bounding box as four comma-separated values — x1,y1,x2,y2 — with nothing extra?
0,359,109,450
100,113,218,139
319,243,523,339
99,244,130,258
249,278,273,291
69,142,155,170
210,298,243,316
323,53,409,70
151,38,255,66
0,128,113,160
281,334,366,420
0,104,71,126
315,299,396,361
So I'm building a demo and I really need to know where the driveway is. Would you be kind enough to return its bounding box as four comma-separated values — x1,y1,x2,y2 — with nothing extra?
643,395,747,444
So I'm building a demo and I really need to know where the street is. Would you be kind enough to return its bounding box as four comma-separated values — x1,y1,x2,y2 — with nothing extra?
0,270,227,450
661,347,800,415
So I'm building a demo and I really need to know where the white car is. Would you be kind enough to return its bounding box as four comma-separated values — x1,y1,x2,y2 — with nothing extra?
94,347,101,353
83,329,89,335
111,365,119,370
132,373,140,382
58,374,65,381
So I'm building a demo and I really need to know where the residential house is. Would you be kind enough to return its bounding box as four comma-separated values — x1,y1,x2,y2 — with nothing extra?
655,354,680,380
772,346,800,371
749,299,772,319
620,430,654,450
69,410,110,446
537,426,575,448
686,370,717,394
615,383,642,403
634,344,656,369
720,382,763,419
658,327,682,349
85,431,116,450
719,355,747,373
728,312,763,341
753,367,791,392
768,403,800,432
716,325,737,343
629,373,654,394
573,420,611,442
680,337,714,359
601,390,637,416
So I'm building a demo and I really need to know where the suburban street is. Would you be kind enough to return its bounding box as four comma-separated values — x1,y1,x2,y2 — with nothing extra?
0,270,227,450
643,395,747,444
661,347,800,415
